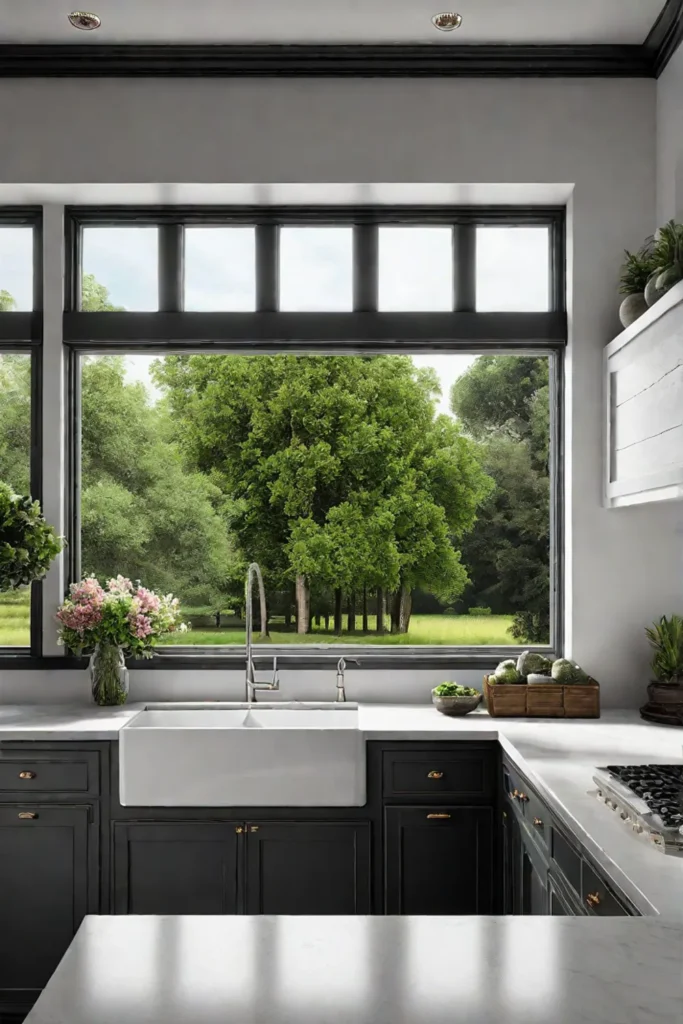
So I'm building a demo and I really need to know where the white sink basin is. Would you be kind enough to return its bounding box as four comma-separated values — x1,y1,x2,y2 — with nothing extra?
119,702,366,807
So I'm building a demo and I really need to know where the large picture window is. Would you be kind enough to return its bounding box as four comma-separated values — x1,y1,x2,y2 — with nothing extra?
78,350,553,649
65,206,565,662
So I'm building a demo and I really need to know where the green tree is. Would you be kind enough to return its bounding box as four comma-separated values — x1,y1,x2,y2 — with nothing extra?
155,354,491,634
0,353,31,495
0,290,17,311
450,356,551,643
81,273,124,312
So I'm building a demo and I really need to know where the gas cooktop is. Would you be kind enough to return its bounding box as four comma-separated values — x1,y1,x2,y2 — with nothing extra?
592,764,683,856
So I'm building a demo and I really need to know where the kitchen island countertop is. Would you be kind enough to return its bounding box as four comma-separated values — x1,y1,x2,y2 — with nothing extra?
24,913,683,1024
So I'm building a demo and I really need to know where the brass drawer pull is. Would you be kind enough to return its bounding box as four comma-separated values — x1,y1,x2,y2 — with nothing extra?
427,771,444,779
235,826,244,834
586,892,601,908
426,813,451,819
18,812,38,820
533,817,544,828
250,826,260,832
18,771,37,780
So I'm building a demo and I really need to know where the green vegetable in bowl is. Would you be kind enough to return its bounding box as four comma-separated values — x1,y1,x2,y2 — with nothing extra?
433,682,480,697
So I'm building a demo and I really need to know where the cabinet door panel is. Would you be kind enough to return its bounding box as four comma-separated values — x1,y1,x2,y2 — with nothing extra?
385,806,494,915
0,805,92,994
113,822,240,915
519,824,549,916
246,822,370,915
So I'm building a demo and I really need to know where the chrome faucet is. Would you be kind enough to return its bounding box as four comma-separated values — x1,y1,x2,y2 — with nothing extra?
245,562,279,703
336,657,360,703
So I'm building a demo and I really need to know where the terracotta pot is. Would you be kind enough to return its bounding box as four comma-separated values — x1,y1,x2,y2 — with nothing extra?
619,293,647,328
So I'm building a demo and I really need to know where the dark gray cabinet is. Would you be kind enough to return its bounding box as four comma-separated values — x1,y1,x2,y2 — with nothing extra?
0,805,94,1001
245,822,371,914
384,806,494,914
519,820,548,916
113,822,240,914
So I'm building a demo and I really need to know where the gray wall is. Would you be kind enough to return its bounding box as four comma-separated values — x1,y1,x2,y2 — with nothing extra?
657,44,683,223
1,76,681,708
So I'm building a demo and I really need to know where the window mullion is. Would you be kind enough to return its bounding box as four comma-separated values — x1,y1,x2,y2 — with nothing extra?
353,223,378,312
159,223,184,312
453,223,476,312
256,223,278,311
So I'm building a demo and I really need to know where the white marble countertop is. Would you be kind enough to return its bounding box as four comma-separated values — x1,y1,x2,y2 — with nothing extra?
2,703,683,919
25,914,683,1024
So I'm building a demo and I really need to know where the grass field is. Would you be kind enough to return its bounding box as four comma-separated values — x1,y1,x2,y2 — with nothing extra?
0,592,516,647
0,591,30,646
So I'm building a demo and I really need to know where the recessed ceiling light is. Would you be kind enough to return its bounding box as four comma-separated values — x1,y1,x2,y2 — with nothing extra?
432,12,463,32
68,11,101,31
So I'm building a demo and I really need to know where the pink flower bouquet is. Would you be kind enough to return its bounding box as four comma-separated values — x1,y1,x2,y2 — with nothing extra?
56,575,187,658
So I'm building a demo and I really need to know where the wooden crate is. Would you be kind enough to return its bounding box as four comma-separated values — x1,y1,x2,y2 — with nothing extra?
483,676,600,718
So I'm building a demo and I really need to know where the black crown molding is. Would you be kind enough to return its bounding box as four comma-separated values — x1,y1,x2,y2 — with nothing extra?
0,1,679,79
645,0,683,76
0,42,657,78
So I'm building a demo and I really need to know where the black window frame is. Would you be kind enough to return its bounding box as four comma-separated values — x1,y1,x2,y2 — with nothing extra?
63,205,565,671
0,208,43,660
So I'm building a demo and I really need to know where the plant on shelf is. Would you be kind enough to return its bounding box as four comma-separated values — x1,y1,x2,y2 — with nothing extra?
56,575,187,706
618,241,656,327
645,220,683,307
645,614,683,684
0,482,63,592
641,614,683,726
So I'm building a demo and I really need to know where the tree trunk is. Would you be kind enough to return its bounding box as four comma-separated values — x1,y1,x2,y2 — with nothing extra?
362,587,368,633
214,610,221,628
390,584,412,634
347,592,356,633
296,575,310,635
376,588,385,634
324,613,330,631
315,613,321,628
334,588,343,634
284,606,291,629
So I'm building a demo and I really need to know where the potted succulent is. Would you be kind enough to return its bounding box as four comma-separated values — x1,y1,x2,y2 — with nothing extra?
0,481,63,597
645,220,683,307
432,681,483,716
641,614,683,725
57,575,187,706
618,242,656,327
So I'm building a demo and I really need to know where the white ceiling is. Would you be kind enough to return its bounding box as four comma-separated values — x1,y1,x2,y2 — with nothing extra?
0,1,666,45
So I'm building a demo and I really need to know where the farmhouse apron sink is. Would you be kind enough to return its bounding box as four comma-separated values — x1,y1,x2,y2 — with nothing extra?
119,702,366,807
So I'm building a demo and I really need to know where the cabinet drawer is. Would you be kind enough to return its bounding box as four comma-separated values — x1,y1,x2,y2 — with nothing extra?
383,749,495,801
524,788,549,851
0,751,99,797
582,862,631,917
549,823,582,896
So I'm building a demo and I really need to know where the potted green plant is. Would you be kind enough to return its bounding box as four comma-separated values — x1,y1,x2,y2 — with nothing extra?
645,220,683,307
0,481,63,595
618,242,656,327
641,615,683,725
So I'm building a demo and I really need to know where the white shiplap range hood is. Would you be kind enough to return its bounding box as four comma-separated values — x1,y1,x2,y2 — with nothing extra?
604,280,683,508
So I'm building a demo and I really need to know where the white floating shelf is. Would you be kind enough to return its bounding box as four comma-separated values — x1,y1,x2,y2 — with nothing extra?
604,279,683,508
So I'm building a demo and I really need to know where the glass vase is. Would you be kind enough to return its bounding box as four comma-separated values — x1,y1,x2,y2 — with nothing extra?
89,643,129,706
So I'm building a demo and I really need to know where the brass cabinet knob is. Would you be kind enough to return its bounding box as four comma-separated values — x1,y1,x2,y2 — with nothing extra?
427,771,444,779
533,817,544,828
512,789,519,798
18,812,37,820
235,826,244,834
586,892,601,908
18,771,36,780
426,813,451,820
519,793,529,803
